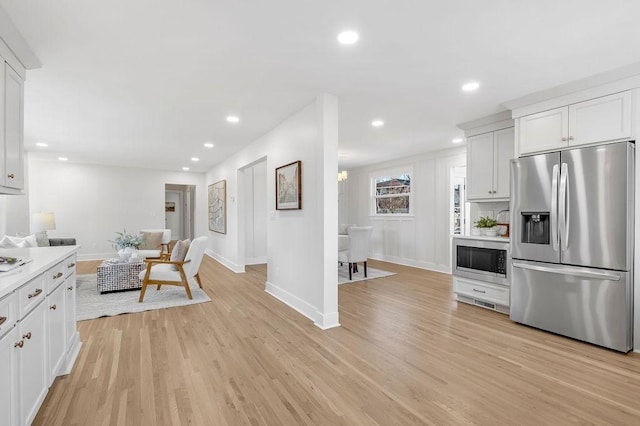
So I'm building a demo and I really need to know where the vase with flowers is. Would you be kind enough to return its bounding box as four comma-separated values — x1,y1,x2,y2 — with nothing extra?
111,230,143,261
474,216,498,236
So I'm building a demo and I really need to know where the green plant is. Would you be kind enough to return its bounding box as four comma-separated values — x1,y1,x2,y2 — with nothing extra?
110,229,143,250
474,216,497,229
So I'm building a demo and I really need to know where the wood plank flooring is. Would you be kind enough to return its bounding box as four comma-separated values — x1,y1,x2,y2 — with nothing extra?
35,257,640,425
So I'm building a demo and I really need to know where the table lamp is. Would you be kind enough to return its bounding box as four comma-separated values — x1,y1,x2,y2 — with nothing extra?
31,212,56,246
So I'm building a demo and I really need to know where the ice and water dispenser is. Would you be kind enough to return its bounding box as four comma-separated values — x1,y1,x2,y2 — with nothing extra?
521,212,549,244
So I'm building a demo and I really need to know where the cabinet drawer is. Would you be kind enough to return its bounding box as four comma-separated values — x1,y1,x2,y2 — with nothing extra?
17,275,45,318
46,261,67,295
64,255,77,278
0,292,17,337
453,277,509,306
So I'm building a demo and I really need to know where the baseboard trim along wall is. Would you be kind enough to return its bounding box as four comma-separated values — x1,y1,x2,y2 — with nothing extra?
244,256,267,265
205,249,245,273
265,281,340,330
369,255,450,274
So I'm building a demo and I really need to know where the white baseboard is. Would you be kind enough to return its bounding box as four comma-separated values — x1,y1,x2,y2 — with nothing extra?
265,281,340,330
369,254,450,274
244,256,267,265
205,249,245,273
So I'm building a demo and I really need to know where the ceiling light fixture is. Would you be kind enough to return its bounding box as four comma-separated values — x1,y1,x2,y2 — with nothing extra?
191,157,200,162
371,120,384,128
58,157,68,161
204,142,214,148
461,81,480,92
452,138,464,144
226,115,240,123
182,167,190,171
337,30,359,45
36,142,48,148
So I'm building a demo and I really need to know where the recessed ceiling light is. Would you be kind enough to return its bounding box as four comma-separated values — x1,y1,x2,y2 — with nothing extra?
182,167,190,171
337,30,359,45
58,157,68,161
203,142,214,148
36,142,48,148
226,115,239,123
452,138,464,144
191,157,200,162
371,120,384,128
461,81,480,92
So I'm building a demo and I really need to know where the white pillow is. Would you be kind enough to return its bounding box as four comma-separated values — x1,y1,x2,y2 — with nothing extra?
0,235,17,248
8,235,38,248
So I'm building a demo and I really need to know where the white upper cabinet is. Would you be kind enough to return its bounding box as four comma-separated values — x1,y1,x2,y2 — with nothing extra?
467,127,514,201
1,62,24,191
518,91,632,155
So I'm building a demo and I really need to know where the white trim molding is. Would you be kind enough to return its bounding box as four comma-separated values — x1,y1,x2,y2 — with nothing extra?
205,249,245,273
265,281,340,330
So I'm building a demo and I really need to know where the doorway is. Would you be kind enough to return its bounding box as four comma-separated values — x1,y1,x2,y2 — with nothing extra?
240,158,267,265
165,184,195,241
451,167,468,235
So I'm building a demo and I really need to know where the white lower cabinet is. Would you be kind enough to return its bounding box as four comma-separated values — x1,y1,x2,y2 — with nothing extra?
0,326,19,426
453,276,510,314
47,281,66,385
0,250,79,425
17,300,48,425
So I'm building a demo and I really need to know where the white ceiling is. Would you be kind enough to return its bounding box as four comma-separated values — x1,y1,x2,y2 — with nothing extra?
2,0,640,172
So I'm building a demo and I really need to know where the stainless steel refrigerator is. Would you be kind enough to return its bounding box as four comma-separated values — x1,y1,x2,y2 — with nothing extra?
510,141,634,352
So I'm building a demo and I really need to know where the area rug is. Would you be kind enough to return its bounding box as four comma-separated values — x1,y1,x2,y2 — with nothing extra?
338,265,396,285
76,274,211,321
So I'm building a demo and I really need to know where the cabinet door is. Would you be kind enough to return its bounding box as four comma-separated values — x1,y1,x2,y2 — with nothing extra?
64,274,77,348
3,63,24,190
493,128,514,199
518,106,568,155
466,132,495,200
568,91,632,146
0,327,18,426
47,283,66,385
18,301,48,426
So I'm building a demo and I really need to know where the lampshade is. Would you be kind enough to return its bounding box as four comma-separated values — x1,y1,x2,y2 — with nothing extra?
31,212,56,233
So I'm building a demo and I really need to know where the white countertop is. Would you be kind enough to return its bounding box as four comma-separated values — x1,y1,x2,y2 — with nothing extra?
452,235,510,244
0,246,80,298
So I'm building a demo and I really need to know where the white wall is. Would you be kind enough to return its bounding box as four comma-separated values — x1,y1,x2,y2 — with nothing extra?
243,160,267,265
28,158,206,259
343,147,466,273
206,94,339,329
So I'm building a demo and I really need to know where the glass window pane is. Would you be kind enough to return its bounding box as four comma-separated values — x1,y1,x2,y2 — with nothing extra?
375,196,410,214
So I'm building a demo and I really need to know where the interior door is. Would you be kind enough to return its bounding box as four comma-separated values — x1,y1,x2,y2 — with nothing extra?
560,142,633,270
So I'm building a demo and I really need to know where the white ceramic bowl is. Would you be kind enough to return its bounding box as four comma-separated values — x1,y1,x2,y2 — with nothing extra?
483,229,497,237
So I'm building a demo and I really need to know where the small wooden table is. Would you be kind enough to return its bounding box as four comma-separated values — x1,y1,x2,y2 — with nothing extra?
96,259,145,293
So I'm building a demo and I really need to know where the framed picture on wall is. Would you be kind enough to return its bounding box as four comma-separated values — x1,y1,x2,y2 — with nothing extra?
275,160,301,210
165,202,175,212
208,179,227,234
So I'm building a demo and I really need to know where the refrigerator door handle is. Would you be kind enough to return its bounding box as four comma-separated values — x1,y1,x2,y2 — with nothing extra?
559,162,569,251
512,261,621,281
551,164,559,251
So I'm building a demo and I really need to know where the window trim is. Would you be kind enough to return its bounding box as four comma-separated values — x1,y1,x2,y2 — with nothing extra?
370,167,414,216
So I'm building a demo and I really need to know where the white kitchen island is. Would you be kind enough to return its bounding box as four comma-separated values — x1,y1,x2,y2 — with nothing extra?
0,245,81,426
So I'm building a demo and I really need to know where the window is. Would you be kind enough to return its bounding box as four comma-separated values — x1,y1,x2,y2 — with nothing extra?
373,172,412,215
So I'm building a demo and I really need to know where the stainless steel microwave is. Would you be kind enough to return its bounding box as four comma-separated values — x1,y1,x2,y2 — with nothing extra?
452,238,509,286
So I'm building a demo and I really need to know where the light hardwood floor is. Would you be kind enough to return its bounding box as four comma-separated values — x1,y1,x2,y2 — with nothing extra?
35,257,640,425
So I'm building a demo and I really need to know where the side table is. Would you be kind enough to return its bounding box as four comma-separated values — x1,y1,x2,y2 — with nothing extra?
97,259,146,293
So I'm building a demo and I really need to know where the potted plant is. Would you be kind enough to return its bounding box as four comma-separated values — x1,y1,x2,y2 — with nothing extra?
474,216,498,236
111,230,143,259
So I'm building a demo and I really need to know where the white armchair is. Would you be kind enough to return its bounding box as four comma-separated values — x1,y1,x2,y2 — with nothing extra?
138,229,171,258
138,236,208,302
338,226,373,280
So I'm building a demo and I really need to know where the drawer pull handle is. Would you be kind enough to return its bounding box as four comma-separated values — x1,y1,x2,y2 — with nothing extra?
53,272,63,279
67,263,76,268
67,286,73,291
23,332,32,340
27,288,43,299
14,340,23,348
50,304,57,310
472,288,486,294
7,173,14,179
0,316,6,326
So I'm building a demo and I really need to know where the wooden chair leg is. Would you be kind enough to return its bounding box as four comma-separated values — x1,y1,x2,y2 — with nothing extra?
364,261,368,277
349,263,352,280
194,273,203,289
139,267,152,302
178,267,193,299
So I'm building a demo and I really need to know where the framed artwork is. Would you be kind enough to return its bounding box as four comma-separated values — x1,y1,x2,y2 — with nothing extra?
165,202,175,212
275,160,301,210
208,179,227,234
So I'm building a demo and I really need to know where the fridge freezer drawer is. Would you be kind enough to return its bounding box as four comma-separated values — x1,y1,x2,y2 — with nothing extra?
510,260,632,352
